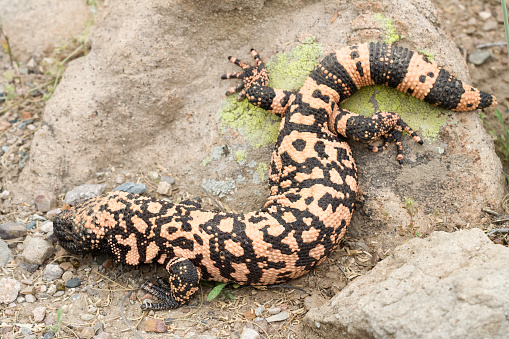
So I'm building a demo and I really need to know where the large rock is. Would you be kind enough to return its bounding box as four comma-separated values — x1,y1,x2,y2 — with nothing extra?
14,0,504,250
304,229,509,338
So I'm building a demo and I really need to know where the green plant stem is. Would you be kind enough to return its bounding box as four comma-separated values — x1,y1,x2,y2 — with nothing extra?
61,44,84,65
503,0,509,58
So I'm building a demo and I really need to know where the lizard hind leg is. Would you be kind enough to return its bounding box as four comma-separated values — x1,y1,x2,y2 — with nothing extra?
331,108,424,164
141,257,200,310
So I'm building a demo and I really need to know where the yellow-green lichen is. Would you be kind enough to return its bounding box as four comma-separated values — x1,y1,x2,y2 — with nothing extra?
418,50,435,62
236,150,247,164
265,37,324,90
218,37,323,148
256,162,268,181
202,157,211,167
340,86,446,139
374,13,401,44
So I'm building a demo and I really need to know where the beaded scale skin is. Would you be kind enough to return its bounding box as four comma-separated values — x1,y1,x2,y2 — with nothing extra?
54,42,497,310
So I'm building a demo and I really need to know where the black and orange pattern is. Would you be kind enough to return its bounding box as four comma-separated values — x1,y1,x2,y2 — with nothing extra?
54,42,496,310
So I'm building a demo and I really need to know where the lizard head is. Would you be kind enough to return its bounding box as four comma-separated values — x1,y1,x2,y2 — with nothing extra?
53,200,110,255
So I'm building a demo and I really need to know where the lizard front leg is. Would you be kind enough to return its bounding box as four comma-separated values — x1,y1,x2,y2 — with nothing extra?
221,49,296,116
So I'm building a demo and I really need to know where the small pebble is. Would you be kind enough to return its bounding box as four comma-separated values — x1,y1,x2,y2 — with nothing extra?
0,120,10,132
21,278,34,285
40,221,54,234
0,190,9,199
94,332,110,339
47,284,57,296
254,305,265,316
0,239,12,267
0,278,20,304
19,263,39,273
25,294,36,303
18,118,34,130
17,296,26,303
156,181,172,195
32,214,47,221
265,311,289,322
24,335,36,339
1,145,8,153
42,329,55,339
43,264,64,281
59,262,74,271
53,291,65,297
64,184,106,206
45,208,61,219
145,318,167,333
161,175,175,184
21,237,55,265
34,190,57,212
62,271,73,282
482,20,498,31
113,182,146,194
115,174,125,184
267,307,281,315
26,221,37,230
40,285,48,293
468,50,493,65
240,327,260,339
32,306,46,322
0,221,27,239
87,305,97,314
81,313,95,321
20,286,35,295
93,321,103,334
79,326,95,339
66,278,82,288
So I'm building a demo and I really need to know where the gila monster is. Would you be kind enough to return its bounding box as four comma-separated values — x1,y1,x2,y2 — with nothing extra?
54,42,497,310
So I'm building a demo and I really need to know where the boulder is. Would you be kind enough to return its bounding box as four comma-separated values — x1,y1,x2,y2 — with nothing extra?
13,0,504,251
304,229,509,339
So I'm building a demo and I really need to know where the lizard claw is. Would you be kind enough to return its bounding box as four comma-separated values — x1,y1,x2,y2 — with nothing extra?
221,49,269,100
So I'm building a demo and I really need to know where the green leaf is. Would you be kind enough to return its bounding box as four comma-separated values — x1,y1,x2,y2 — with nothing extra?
54,307,63,333
207,282,228,301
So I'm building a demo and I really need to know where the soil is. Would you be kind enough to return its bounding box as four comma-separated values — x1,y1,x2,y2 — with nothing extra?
0,1,508,339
